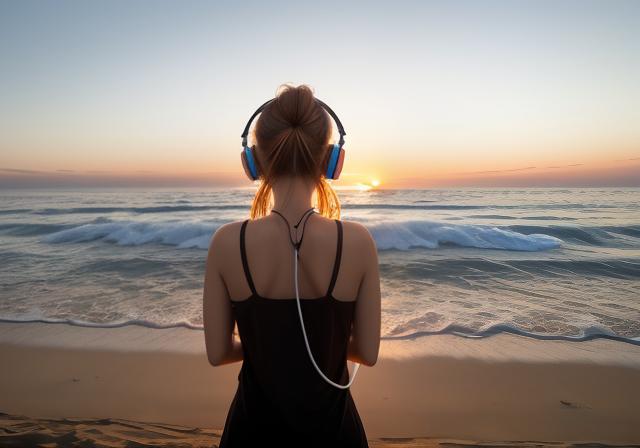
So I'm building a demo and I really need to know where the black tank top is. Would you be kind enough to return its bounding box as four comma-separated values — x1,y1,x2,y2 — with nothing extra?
218,219,369,448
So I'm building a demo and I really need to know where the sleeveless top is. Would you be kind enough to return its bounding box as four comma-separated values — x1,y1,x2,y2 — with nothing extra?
218,219,369,448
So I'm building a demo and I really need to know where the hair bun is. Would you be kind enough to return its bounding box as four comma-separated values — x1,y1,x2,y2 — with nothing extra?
255,83,331,178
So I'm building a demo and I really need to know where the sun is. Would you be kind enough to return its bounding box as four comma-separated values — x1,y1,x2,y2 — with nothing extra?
352,179,381,191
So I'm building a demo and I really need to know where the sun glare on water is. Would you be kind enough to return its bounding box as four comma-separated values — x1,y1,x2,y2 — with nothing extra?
354,179,381,191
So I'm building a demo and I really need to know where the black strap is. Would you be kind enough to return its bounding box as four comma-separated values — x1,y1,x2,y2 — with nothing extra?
326,220,343,297
239,220,257,296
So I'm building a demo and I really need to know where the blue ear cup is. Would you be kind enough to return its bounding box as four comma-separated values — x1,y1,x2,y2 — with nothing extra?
325,144,342,179
243,146,259,180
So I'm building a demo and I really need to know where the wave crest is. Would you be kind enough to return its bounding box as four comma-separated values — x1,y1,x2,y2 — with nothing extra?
41,219,563,252
42,220,220,249
368,220,562,251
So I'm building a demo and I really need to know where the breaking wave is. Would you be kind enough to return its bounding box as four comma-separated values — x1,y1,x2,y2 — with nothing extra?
38,218,567,252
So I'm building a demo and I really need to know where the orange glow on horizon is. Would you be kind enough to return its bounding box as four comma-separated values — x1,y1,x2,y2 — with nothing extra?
0,156,638,188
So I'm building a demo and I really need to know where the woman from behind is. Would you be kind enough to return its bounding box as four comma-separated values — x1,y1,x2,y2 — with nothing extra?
203,83,381,447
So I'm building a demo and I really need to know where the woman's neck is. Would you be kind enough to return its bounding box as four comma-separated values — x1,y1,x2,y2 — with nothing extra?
270,176,315,223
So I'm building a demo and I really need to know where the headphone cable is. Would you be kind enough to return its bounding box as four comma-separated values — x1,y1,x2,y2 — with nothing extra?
270,207,360,389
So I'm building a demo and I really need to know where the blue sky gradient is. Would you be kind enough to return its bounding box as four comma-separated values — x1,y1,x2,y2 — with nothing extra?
1,0,638,187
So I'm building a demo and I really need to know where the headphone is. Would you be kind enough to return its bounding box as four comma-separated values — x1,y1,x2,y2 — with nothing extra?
240,97,346,181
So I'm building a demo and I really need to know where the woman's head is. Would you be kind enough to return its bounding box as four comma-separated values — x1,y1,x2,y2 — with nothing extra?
244,83,342,219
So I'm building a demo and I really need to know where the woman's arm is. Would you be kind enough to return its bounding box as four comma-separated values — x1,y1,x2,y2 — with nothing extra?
203,224,244,366
347,223,381,367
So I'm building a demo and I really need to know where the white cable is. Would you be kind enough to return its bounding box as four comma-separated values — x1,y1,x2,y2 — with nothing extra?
294,247,360,389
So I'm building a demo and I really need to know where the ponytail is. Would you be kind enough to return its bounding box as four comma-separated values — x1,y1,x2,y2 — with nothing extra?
249,177,340,220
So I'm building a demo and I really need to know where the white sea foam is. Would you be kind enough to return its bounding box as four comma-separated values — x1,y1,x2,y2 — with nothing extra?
368,220,562,251
1,317,637,346
42,219,562,252
43,220,221,249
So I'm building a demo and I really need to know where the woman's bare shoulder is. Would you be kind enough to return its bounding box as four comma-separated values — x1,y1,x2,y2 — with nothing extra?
340,219,377,250
208,220,245,254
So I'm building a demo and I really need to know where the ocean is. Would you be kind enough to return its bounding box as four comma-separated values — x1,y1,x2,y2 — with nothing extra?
0,187,638,345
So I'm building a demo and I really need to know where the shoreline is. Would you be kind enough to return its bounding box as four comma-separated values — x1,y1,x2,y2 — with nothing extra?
3,317,640,347
1,321,640,444
2,320,640,364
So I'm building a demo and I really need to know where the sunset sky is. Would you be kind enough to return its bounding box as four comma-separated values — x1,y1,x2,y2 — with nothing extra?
0,0,638,188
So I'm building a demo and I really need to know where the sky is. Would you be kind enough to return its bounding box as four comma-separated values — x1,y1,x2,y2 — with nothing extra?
0,0,638,188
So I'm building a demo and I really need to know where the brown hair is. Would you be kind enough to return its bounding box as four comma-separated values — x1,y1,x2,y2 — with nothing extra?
249,83,341,220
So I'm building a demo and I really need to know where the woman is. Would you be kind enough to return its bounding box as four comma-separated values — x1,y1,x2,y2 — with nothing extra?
203,83,381,447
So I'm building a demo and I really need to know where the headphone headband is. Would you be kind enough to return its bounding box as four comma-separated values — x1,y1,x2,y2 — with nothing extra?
241,97,346,149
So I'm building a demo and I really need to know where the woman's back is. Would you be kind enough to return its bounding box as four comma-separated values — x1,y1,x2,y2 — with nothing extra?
218,213,367,303
213,214,374,447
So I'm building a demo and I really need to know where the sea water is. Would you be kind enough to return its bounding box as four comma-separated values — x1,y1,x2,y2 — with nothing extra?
0,188,638,345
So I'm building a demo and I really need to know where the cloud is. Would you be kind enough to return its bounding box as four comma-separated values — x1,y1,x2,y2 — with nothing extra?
544,163,583,169
0,168,245,188
385,164,640,188
0,168,44,174
615,157,640,162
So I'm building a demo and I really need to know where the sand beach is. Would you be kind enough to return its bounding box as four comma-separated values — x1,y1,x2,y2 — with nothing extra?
1,321,639,447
